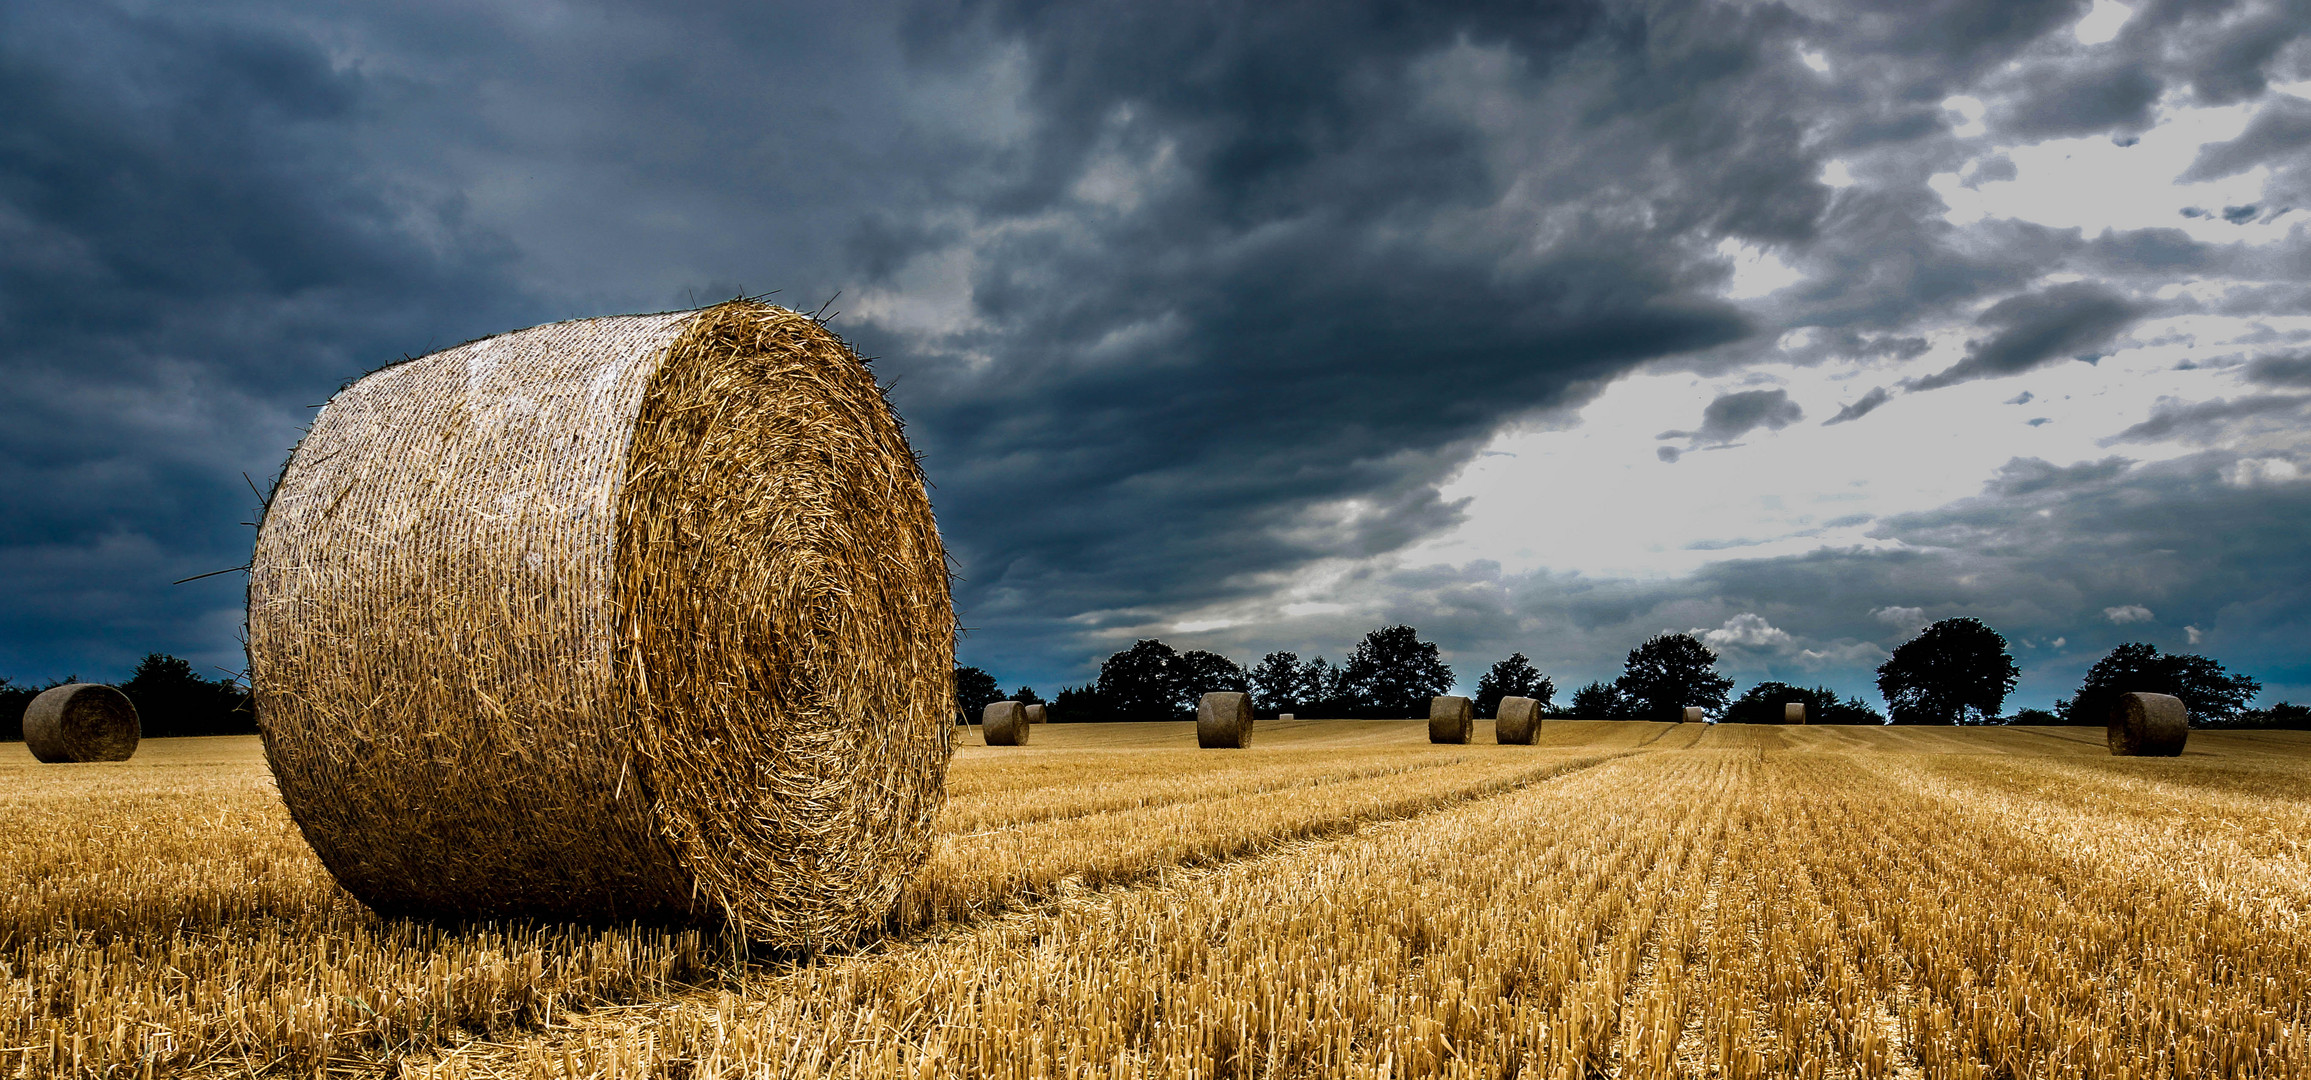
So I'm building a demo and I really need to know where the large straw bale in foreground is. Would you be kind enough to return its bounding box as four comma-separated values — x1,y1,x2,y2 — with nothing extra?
1495,696,1541,745
2108,692,2188,757
1429,696,1473,744
983,701,1029,746
1196,692,1253,748
247,302,954,949
23,683,140,763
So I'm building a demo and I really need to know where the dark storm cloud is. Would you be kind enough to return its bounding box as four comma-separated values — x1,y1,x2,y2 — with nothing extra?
2104,394,2311,443
1656,389,1804,461
1823,386,1893,425
2245,354,2311,386
1997,60,2163,137
1909,282,2145,391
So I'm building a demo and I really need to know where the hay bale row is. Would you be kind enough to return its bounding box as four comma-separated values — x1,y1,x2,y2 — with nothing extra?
2109,691,2188,756
983,701,1030,746
1495,696,1541,745
1429,695,1473,744
23,683,139,763
1197,692,1253,748
247,302,955,950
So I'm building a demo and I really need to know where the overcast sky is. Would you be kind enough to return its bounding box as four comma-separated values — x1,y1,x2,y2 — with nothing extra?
4,0,2308,710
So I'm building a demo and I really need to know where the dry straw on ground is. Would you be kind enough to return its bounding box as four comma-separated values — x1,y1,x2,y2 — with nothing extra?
22,683,139,763
1429,696,1473,744
1495,696,1541,745
1024,704,1047,725
983,702,1028,746
2108,691,2189,757
1785,702,1807,725
1196,692,1253,748
246,301,954,950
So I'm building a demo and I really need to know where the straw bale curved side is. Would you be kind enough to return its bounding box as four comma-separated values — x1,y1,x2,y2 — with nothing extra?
1024,704,1048,725
1495,696,1541,745
1429,696,1473,744
248,301,954,948
983,701,1029,746
1196,692,1253,749
1784,702,1807,725
1681,706,1704,724
2108,691,2188,757
22,684,139,763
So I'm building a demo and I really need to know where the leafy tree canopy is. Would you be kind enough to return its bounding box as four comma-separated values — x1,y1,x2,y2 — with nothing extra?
1248,651,1302,716
1097,639,1186,722
1723,681,1884,725
1475,653,1554,719
2056,642,2261,726
1010,686,1045,707
1876,618,2019,725
1614,634,1732,721
1175,650,1249,702
1341,626,1453,718
1566,681,1636,720
1050,684,1103,722
954,665,1004,722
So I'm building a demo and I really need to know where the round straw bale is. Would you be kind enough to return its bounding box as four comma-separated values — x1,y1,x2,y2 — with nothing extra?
1681,706,1704,724
2108,691,2188,757
1495,696,1541,745
1023,703,1047,725
246,301,954,949
1278,713,1294,722
983,701,1029,746
1429,695,1473,744
1784,702,1806,725
22,683,139,763
1197,692,1253,748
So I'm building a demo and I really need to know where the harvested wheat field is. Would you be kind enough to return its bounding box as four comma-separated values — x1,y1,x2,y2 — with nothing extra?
4,723,2310,1078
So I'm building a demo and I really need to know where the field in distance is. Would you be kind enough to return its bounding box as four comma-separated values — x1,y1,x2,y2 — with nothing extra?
4,721,2309,1078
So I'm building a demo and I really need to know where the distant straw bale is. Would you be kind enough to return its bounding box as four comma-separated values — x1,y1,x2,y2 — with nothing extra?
1682,706,1704,724
1024,704,1048,725
1197,692,1253,749
23,683,139,763
983,701,1029,746
1429,696,1473,744
246,301,954,950
1785,702,1807,725
2108,691,2188,757
1495,697,1541,745
1278,713,1295,722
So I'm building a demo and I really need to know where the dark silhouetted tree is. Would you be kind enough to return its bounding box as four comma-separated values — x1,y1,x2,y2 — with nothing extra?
2227,702,2311,729
1175,650,1248,705
1299,656,1348,717
954,665,1003,723
1566,681,1636,720
1248,651,1302,716
1723,682,1887,725
1876,618,2019,725
2055,642,2261,726
1097,639,1185,721
1615,634,1732,721
1474,653,1554,719
1050,684,1104,722
1341,626,1454,718
119,654,252,738
1010,686,1045,707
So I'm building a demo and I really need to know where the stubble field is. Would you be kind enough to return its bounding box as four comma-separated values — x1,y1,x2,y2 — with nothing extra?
4,720,2309,1078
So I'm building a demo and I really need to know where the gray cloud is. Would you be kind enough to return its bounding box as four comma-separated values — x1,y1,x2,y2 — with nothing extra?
1658,389,1805,451
2104,394,2311,444
1823,386,1893,425
2245,354,2311,386
1910,282,2145,391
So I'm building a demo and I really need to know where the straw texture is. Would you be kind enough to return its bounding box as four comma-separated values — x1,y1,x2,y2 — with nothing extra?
1428,696,1472,744
2107,691,2188,757
1024,704,1048,725
22,684,139,763
1196,692,1253,749
1784,702,1807,725
1495,696,1541,745
983,702,1029,746
247,302,954,949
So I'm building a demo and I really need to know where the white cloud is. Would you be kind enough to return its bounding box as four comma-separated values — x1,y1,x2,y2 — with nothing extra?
1820,159,1856,188
1873,605,1929,633
2104,604,2154,624
1942,95,1986,138
1697,612,1792,648
2223,456,2302,487
2186,625,2204,645
1716,238,1805,299
1798,48,1830,75
2052,637,2067,649
1796,641,1889,670
2073,0,2133,45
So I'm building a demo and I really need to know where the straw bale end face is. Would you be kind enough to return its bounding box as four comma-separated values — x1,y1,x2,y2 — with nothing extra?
1495,696,1541,745
1023,703,1048,725
1784,702,1807,725
248,301,954,950
2108,691,2188,756
23,684,140,763
1681,706,1704,724
1428,696,1473,744
983,701,1029,746
1196,692,1253,749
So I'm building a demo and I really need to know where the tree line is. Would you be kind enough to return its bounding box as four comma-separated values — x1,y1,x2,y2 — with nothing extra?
957,617,2306,728
1,654,255,741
